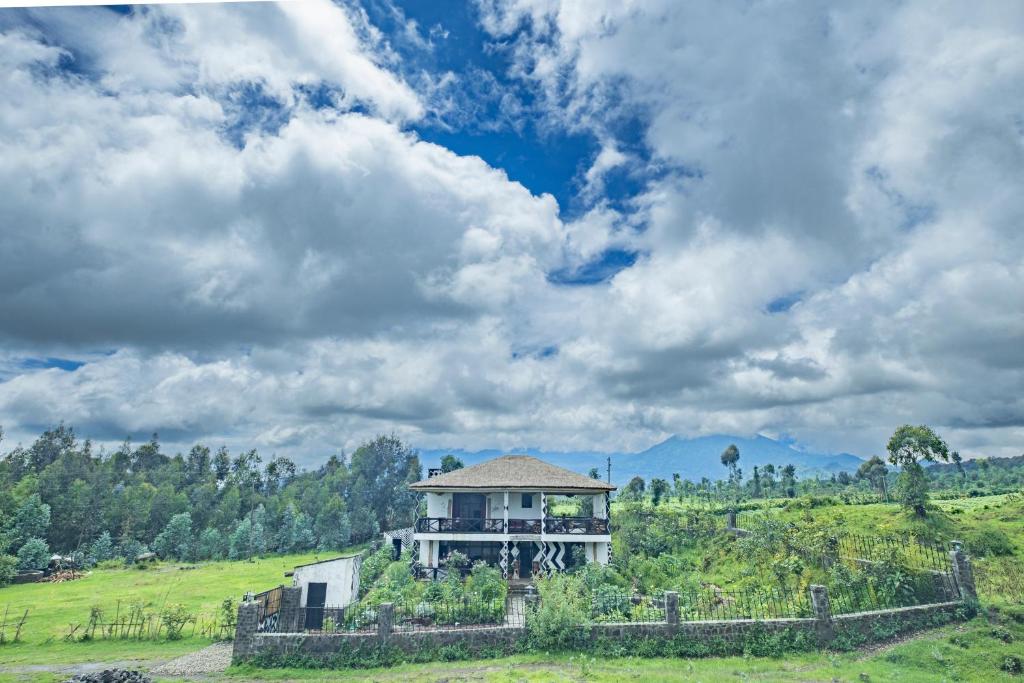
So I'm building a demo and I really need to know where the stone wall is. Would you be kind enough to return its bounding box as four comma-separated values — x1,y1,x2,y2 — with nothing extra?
234,542,978,665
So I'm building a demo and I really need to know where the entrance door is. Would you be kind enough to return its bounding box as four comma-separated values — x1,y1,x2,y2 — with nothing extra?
304,582,327,630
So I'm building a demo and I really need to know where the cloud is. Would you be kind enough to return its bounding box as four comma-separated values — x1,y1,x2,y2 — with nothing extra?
1,2,1022,464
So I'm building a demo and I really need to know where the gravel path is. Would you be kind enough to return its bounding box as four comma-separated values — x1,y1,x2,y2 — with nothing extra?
148,643,233,677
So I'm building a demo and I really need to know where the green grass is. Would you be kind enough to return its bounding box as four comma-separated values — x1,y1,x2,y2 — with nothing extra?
216,615,1024,681
0,551,349,665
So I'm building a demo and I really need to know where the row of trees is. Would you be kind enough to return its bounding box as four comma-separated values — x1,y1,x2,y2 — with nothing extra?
617,426,978,518
0,425,422,580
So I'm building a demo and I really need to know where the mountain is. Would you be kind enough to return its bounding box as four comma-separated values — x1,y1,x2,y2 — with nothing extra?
417,434,864,486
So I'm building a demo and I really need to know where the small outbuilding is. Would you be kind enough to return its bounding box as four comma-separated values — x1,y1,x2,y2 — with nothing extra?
288,555,362,611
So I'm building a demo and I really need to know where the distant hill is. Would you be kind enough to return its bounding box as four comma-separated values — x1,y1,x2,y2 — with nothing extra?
417,434,864,486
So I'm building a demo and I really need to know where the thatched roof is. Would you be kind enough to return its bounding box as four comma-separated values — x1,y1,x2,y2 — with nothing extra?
409,455,616,492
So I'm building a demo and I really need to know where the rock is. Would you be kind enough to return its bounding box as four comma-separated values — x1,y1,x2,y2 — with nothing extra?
62,669,152,683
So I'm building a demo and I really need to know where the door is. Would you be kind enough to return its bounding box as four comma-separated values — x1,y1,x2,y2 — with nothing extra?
304,582,327,630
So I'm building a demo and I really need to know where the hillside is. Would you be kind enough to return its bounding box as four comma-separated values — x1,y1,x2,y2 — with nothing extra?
418,434,864,485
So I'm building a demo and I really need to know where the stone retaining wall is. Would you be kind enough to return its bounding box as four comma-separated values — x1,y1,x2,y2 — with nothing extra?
234,542,977,665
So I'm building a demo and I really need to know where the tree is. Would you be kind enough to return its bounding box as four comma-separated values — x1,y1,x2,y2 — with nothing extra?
12,494,50,547
16,537,50,570
720,444,741,507
347,435,421,538
196,527,226,561
213,447,231,482
649,478,670,506
751,466,763,498
89,531,115,564
440,455,464,473
314,497,351,551
185,445,211,485
951,451,966,481
780,464,797,497
886,424,950,516
620,476,645,501
153,512,194,561
588,467,601,480
856,456,889,501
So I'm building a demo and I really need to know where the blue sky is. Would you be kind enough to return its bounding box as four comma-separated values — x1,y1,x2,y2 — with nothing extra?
0,0,1022,464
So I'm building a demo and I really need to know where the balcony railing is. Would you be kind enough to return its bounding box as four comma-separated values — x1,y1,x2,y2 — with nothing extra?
506,518,542,534
412,564,473,580
415,517,610,535
544,517,610,534
415,517,505,533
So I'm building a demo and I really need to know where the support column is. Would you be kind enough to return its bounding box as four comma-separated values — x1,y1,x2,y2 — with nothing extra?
809,584,833,644
232,599,259,663
665,591,679,627
503,491,509,532
377,602,394,644
500,540,509,579
280,585,302,633
949,540,977,601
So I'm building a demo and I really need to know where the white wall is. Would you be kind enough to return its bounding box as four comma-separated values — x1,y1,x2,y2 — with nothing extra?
426,492,450,517
292,555,361,608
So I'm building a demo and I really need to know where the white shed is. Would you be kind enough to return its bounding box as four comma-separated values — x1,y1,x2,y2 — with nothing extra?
290,555,362,609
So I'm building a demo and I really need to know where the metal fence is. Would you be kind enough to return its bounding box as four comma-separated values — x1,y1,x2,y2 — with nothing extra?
836,535,952,573
678,587,811,621
591,591,666,623
828,570,960,615
393,596,512,631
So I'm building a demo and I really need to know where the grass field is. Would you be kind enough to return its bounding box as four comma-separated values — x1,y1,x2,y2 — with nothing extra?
1,613,1023,682
0,551,350,665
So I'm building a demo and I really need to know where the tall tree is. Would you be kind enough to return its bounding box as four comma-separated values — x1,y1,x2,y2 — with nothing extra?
887,424,950,516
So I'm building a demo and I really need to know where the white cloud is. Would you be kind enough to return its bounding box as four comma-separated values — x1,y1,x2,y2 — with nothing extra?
1,1,1022,464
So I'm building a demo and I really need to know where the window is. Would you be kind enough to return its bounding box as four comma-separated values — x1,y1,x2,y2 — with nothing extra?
521,493,533,508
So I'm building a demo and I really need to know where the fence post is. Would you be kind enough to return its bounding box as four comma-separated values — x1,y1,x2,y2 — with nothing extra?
665,591,679,627
232,600,259,663
280,586,302,633
378,602,394,644
809,584,833,644
949,541,977,602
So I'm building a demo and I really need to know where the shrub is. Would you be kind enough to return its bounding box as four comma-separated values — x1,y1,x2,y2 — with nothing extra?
1001,655,1023,675
0,554,17,586
359,546,393,597
967,528,1014,557
89,531,115,564
527,574,588,650
16,537,49,570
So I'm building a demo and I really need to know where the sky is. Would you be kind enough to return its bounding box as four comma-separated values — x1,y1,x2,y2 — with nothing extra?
0,0,1022,465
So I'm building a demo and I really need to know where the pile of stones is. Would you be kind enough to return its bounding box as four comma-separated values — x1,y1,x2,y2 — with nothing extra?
64,670,151,683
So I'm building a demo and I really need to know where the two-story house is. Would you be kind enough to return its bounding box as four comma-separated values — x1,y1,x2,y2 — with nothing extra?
409,455,616,579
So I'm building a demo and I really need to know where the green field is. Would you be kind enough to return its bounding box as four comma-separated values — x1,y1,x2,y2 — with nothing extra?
0,551,334,665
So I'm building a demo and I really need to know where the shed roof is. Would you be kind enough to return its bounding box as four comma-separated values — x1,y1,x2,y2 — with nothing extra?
409,455,616,492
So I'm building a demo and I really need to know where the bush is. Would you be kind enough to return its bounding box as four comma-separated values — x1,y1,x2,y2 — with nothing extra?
359,546,393,597
0,554,17,586
16,537,49,570
1002,655,1023,675
967,528,1015,557
527,574,588,650
89,531,115,564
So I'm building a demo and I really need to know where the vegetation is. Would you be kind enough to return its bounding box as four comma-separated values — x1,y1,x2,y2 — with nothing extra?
0,426,421,585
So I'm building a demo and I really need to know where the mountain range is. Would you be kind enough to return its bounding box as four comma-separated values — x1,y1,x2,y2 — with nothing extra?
417,434,865,486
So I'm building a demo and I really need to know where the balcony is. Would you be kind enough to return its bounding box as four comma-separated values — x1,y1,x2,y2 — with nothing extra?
544,517,609,534
415,517,609,535
415,517,506,533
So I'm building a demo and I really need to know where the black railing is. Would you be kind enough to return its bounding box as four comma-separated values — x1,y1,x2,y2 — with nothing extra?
415,517,610,534
543,517,610,534
412,564,474,581
507,519,542,533
415,517,505,533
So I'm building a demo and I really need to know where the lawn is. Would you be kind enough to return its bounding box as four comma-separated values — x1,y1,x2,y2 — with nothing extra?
54,613,1024,681
0,551,355,665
